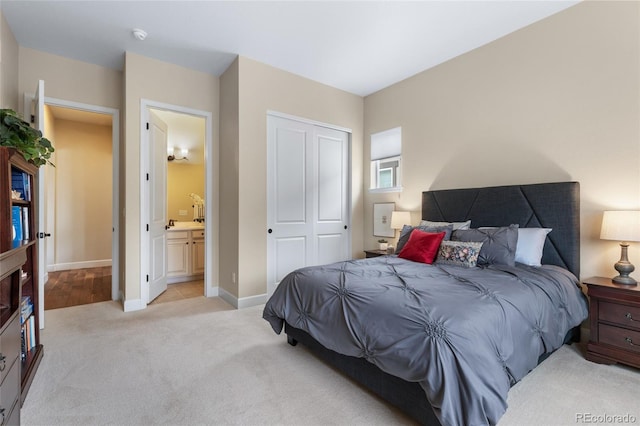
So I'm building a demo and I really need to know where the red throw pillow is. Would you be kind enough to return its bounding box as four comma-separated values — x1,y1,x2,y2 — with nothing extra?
397,229,446,264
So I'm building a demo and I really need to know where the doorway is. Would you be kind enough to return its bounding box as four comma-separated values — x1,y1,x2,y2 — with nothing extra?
150,108,206,304
24,86,120,325
140,100,214,306
41,105,116,310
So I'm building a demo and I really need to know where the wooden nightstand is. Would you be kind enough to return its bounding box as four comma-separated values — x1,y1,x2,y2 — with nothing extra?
584,276,640,369
364,249,390,258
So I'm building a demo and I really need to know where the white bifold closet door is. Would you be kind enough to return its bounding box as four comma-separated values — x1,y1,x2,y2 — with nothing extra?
267,115,350,296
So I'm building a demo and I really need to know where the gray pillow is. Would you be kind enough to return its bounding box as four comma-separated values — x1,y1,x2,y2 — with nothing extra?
396,224,453,253
451,224,519,266
420,219,471,230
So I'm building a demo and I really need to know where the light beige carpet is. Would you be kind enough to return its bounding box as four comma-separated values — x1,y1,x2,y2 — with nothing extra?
21,297,640,426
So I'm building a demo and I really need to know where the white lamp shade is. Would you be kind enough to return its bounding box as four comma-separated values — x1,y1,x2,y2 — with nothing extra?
390,211,411,229
600,210,640,242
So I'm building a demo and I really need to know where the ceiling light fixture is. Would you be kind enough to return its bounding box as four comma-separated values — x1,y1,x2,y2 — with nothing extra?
132,28,147,41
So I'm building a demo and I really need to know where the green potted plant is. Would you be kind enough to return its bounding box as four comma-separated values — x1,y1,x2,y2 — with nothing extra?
0,108,54,167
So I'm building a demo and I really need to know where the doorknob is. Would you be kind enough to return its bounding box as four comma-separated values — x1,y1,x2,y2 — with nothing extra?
268,229,273,233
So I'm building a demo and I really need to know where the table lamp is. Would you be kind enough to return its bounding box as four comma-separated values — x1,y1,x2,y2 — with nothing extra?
600,210,640,285
390,211,411,251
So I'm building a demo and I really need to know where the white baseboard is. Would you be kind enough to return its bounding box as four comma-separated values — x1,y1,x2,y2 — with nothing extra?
167,274,204,285
206,286,219,298
218,288,267,309
123,298,146,312
48,259,112,272
217,287,237,308
238,293,268,309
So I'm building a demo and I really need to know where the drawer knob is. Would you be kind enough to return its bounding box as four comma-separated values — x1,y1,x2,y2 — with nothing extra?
625,312,636,322
625,337,638,347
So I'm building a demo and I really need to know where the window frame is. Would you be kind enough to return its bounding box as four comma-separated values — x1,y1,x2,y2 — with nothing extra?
370,155,402,193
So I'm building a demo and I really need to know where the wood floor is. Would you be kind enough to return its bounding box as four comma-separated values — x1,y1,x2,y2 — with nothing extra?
44,267,203,310
45,267,112,310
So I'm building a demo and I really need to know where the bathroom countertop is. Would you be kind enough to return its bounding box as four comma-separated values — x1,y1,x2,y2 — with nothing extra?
168,221,204,230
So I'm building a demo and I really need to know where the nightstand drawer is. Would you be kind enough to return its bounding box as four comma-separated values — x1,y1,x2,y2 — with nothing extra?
600,301,640,331
599,323,640,354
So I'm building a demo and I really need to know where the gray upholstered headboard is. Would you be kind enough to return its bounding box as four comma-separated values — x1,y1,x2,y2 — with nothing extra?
422,182,580,278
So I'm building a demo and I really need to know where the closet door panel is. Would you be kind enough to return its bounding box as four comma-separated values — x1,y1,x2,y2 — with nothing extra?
267,115,350,296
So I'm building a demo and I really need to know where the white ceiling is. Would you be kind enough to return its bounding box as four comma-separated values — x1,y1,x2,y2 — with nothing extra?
2,1,579,97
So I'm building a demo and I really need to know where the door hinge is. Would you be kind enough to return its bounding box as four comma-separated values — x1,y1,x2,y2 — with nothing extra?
146,224,149,232
146,122,149,130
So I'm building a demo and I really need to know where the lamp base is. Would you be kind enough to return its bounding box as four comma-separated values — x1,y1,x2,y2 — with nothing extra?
612,275,638,286
612,242,637,286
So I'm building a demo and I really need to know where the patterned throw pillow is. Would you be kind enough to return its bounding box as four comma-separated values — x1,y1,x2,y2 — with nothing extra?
436,241,483,268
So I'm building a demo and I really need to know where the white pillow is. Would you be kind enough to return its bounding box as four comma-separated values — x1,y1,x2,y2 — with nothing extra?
515,228,552,266
420,219,471,230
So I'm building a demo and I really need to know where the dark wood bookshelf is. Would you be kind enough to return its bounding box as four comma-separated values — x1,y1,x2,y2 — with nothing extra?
0,147,43,415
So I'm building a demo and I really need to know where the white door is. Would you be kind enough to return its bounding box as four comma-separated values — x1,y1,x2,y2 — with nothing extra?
33,80,47,329
314,126,350,265
148,111,169,302
267,115,350,295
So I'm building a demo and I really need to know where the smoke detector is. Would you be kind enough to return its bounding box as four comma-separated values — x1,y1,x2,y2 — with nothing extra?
132,28,147,41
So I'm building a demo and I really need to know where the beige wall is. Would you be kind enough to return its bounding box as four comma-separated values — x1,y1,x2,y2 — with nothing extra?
123,52,219,304
18,48,122,112
167,162,205,220
230,56,364,299
53,119,112,266
219,58,240,297
363,1,640,280
0,12,19,109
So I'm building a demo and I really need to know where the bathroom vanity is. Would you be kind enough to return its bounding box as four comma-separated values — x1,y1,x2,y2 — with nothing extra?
167,223,205,283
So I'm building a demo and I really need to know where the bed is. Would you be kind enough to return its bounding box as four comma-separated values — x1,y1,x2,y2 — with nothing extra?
263,182,588,426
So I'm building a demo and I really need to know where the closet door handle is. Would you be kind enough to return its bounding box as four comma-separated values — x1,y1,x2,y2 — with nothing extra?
268,229,273,234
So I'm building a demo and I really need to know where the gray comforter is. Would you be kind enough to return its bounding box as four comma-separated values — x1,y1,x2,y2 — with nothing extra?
263,256,588,426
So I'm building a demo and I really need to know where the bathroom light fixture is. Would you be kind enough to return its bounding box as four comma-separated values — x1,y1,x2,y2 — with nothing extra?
132,28,147,41
167,147,188,162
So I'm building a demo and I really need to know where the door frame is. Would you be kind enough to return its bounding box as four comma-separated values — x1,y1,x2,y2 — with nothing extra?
140,99,215,305
266,110,353,297
23,94,121,302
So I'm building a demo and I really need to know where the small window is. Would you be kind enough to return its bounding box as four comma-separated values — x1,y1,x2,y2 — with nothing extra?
370,127,402,192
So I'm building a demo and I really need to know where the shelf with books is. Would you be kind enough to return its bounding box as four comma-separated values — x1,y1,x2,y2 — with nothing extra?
0,146,43,410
